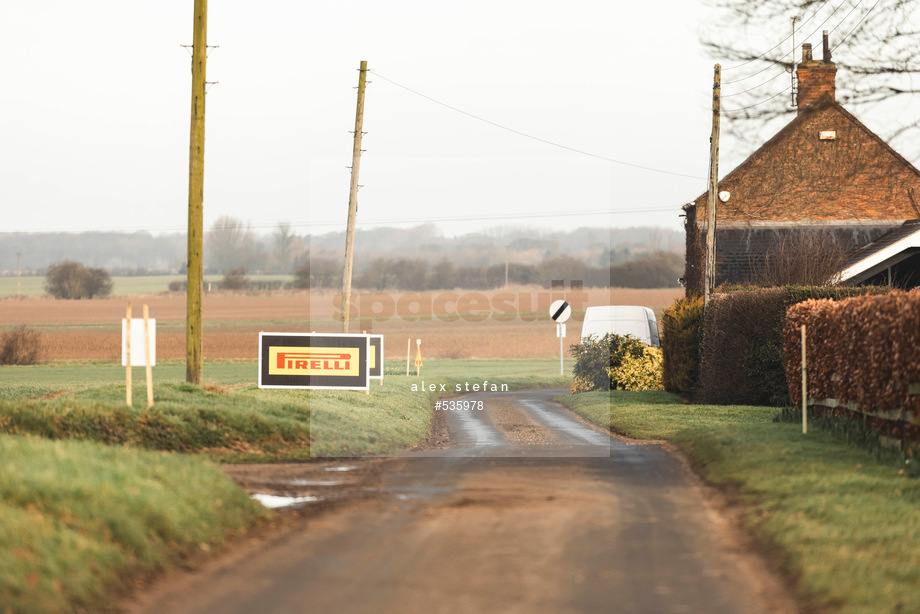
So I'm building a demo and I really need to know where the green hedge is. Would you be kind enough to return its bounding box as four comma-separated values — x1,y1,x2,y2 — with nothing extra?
660,296,704,395
697,286,889,406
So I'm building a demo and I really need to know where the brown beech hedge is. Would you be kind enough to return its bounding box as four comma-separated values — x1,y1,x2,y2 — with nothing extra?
784,290,920,422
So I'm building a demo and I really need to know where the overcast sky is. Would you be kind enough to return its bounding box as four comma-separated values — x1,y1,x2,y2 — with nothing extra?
0,0,857,240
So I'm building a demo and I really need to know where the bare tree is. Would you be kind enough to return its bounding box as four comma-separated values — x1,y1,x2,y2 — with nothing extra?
272,221,296,274
703,0,920,156
206,216,254,273
748,229,851,286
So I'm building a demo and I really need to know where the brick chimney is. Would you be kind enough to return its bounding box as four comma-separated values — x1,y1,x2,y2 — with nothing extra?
796,30,837,112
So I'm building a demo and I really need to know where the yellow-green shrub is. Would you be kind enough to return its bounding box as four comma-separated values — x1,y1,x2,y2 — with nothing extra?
609,347,664,391
569,334,663,393
569,376,596,394
570,334,646,393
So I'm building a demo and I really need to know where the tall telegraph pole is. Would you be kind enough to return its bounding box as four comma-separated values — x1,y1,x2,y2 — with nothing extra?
704,64,721,306
342,60,367,333
790,16,800,107
186,0,207,384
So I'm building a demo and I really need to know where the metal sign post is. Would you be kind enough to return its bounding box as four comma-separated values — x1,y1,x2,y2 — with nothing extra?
556,322,567,375
549,299,572,376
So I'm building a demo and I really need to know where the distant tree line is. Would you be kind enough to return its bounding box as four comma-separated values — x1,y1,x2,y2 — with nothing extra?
294,251,682,291
3,220,682,277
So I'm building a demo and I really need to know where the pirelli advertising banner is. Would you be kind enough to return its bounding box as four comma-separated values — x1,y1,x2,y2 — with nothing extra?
259,332,370,390
369,335,383,380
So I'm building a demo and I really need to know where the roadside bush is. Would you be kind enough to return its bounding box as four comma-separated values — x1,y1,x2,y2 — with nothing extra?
570,334,649,393
660,296,704,395
168,280,186,292
609,347,664,391
0,326,43,365
698,285,889,406
45,261,113,299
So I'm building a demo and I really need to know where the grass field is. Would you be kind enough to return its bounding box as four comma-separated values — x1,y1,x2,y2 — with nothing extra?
0,275,293,297
558,391,920,614
0,287,683,360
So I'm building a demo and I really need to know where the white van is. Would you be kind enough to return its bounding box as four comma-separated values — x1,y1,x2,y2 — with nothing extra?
580,306,660,348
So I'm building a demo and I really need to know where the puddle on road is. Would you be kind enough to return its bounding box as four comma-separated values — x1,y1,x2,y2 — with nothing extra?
290,479,345,486
324,466,356,472
251,493,322,509
389,486,454,502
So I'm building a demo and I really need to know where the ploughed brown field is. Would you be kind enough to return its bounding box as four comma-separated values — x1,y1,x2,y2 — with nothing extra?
0,288,683,360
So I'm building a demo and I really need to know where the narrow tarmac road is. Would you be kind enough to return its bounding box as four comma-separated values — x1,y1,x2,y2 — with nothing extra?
126,390,796,614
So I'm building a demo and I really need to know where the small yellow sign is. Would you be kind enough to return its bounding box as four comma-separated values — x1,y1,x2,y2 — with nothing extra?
268,347,360,377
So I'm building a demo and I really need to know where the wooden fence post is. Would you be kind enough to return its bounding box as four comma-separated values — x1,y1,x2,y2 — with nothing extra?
144,304,154,408
126,303,132,407
801,324,807,435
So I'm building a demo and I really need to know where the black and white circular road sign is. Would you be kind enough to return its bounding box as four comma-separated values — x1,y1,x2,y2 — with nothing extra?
549,299,571,323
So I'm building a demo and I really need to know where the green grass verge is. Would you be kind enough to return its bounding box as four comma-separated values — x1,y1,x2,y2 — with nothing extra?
0,434,267,613
557,391,920,614
0,359,571,460
0,361,257,400
0,358,570,611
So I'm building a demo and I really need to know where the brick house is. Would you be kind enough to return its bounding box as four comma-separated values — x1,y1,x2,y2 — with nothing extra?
683,36,920,296
837,219,920,288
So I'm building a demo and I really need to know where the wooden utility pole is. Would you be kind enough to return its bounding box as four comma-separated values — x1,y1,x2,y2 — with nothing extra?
186,0,207,384
704,64,721,306
342,60,368,333
790,16,800,108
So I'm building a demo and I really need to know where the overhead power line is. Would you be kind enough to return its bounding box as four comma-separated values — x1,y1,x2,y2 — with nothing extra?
721,68,787,97
721,0,859,112
833,0,883,51
368,70,704,181
722,0,835,73
724,86,792,114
